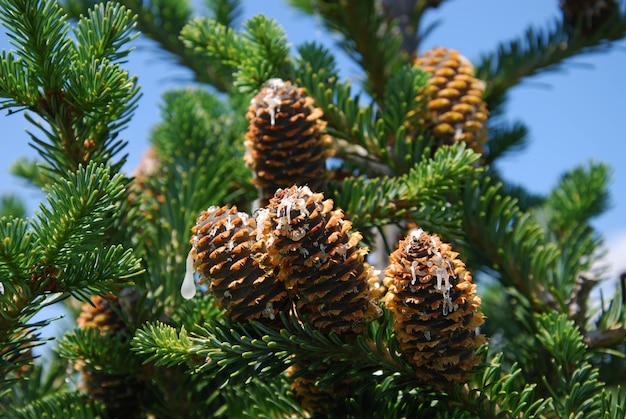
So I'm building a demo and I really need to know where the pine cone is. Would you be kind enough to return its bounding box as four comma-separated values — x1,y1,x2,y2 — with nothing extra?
414,47,489,154
76,294,126,332
560,0,619,35
0,330,34,379
245,78,333,206
76,295,143,418
256,185,381,336
287,364,352,415
191,205,290,325
384,229,485,389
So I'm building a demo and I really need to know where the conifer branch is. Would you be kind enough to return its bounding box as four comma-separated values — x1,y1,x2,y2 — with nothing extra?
476,9,626,113
462,173,561,310
1,163,142,395
534,312,614,417
289,0,405,100
332,143,479,240
182,14,292,93
484,121,530,164
1,0,140,176
7,391,105,418
64,0,236,91
543,161,611,235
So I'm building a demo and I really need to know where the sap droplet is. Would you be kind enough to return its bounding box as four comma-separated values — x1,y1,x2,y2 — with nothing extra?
181,250,197,300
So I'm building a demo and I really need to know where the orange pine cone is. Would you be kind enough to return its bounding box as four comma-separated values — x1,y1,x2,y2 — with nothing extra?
414,47,489,154
384,228,485,389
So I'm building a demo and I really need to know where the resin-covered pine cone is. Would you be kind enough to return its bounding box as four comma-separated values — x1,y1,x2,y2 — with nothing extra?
256,185,381,336
191,205,290,325
245,78,332,206
384,229,485,389
414,47,489,154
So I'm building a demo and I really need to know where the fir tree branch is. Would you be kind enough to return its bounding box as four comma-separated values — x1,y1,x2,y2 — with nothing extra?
535,312,612,417
132,322,196,369
461,351,550,418
1,163,142,393
0,0,73,92
475,10,626,114
1,1,140,175
181,14,292,93
543,161,611,235
7,390,105,419
64,0,235,90
600,387,626,419
462,173,561,310
484,121,530,165
33,164,126,267
134,314,554,417
330,143,478,242
133,312,415,385
288,0,406,100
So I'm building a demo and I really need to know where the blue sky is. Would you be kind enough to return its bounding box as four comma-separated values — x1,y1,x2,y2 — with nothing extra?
1,0,625,283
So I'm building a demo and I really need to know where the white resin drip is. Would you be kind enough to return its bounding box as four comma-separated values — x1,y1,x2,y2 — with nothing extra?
224,214,234,230
276,186,312,237
406,228,424,253
429,237,454,315
181,250,197,300
335,244,347,261
255,208,270,241
410,261,418,285
262,302,275,320
260,78,285,126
